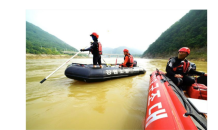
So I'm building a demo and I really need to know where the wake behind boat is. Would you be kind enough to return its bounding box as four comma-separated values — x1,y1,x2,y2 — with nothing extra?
65,61,146,82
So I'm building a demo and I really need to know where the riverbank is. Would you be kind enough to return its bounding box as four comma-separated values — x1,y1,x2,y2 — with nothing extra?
143,57,207,62
142,47,207,62
26,54,90,59
26,54,206,61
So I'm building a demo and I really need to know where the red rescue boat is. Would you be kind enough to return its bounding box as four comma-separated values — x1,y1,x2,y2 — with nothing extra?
144,69,207,130
187,83,207,100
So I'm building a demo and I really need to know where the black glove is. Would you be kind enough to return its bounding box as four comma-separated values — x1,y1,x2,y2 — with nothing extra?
80,49,84,51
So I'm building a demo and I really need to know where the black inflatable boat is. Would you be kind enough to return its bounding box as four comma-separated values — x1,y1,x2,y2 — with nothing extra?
65,61,146,82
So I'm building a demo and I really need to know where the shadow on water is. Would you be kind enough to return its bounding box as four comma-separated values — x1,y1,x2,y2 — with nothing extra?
66,73,148,129
122,74,149,130
67,80,107,114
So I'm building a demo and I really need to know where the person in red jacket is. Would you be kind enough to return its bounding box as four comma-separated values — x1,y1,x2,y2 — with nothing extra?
119,49,134,68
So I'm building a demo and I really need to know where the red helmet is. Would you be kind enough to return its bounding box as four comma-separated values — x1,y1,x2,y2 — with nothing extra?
178,47,190,55
90,32,99,39
123,49,129,52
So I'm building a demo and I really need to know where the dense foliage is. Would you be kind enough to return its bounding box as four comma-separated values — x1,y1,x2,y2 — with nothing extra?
26,21,78,54
142,10,207,59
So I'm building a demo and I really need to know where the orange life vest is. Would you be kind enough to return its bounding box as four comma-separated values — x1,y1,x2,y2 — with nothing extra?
98,42,102,55
172,59,190,73
124,54,134,65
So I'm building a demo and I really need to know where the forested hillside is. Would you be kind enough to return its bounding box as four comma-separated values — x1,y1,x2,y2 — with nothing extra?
26,21,78,54
142,10,207,60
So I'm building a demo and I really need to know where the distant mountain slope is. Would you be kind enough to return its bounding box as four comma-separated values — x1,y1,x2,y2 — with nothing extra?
103,46,144,54
26,21,78,54
142,10,207,59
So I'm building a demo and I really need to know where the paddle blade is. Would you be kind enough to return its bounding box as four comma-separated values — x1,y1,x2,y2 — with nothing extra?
40,78,46,84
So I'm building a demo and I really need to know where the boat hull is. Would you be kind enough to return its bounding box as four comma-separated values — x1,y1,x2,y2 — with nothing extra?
65,63,145,82
144,70,207,130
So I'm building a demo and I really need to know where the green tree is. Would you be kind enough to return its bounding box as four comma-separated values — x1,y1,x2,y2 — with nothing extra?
142,10,207,59
26,21,78,54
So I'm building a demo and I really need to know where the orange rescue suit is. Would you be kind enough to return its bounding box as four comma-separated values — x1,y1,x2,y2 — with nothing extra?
119,54,134,67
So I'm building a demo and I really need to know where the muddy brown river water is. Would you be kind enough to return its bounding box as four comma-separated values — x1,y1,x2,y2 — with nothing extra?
26,58,207,130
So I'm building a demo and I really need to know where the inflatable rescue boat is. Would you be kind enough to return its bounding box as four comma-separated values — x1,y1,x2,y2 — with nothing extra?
144,69,207,130
65,61,145,82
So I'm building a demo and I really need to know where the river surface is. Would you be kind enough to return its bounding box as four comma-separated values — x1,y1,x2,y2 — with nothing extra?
26,58,207,130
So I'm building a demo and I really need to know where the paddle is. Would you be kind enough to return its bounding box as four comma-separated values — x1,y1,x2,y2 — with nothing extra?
40,46,87,84
102,58,110,66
